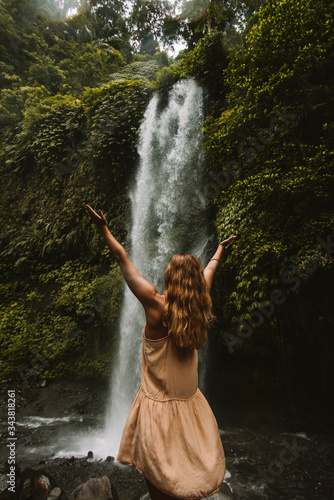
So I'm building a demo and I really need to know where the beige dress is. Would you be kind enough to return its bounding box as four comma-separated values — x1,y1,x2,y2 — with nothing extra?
117,327,226,499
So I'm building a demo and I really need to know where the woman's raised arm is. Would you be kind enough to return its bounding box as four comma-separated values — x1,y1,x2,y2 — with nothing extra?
85,205,161,309
204,235,237,293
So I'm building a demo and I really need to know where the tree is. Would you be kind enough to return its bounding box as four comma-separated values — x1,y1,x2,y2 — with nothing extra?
89,0,131,59
177,0,263,48
128,0,178,51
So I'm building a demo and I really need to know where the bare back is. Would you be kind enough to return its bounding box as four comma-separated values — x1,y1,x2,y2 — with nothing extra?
144,293,169,341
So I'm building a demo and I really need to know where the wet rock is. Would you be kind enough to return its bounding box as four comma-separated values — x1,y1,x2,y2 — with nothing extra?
202,482,233,500
22,478,32,499
219,482,233,499
72,403,87,415
70,476,114,500
30,472,52,499
47,486,62,499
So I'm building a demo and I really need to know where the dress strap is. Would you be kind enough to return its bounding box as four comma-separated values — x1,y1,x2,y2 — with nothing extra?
143,325,170,343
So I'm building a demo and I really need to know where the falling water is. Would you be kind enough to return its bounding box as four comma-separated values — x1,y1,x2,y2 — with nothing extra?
104,79,211,456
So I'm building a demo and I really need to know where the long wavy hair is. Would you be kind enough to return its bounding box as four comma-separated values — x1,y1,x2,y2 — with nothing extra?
162,253,214,350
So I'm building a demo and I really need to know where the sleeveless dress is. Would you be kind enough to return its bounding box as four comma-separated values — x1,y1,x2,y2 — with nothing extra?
116,327,226,499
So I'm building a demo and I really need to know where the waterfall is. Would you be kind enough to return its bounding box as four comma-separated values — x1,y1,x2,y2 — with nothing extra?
104,79,211,456
52,79,212,462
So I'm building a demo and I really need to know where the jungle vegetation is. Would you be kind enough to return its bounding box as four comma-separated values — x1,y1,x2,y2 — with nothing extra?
0,0,333,413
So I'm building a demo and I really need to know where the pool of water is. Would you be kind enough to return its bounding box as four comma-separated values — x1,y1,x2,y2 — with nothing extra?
1,408,333,499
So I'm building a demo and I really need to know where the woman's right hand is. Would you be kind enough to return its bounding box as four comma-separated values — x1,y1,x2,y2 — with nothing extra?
220,235,237,248
85,204,108,232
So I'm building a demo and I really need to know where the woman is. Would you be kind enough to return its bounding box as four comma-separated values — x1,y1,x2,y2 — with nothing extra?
85,204,237,500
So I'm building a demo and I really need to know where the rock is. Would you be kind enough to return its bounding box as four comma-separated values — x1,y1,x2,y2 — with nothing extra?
202,494,229,500
0,473,8,491
47,486,62,499
87,451,93,459
34,473,51,493
219,482,233,499
0,489,15,499
105,456,114,463
202,482,233,500
70,476,113,500
22,478,32,499
21,469,66,500
0,469,65,500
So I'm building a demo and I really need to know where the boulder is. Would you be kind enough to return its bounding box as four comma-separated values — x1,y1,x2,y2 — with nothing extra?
33,473,51,498
47,487,62,499
70,476,113,500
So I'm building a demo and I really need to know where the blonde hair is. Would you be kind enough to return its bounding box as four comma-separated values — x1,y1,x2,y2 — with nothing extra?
163,253,214,350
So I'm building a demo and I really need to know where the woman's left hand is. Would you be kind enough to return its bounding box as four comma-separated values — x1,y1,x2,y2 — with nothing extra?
220,235,237,248
85,204,108,231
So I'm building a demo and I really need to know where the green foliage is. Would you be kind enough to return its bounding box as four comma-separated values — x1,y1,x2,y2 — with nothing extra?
0,0,127,96
0,77,151,270
128,0,177,51
179,0,231,39
28,58,65,93
57,44,125,91
177,31,230,107
83,79,151,188
226,0,334,112
0,88,24,132
201,0,334,393
0,261,123,380
154,65,181,91
177,0,263,49
0,61,21,89
109,60,163,82
215,165,334,318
